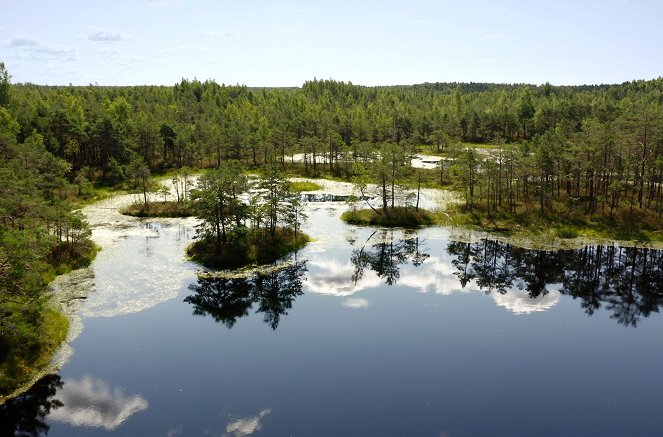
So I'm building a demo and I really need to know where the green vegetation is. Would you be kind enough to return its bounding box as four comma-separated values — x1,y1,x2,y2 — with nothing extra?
3,66,662,237
342,207,434,227
0,62,97,398
290,181,323,192
120,200,194,218
187,227,309,269
3,58,663,398
441,202,663,243
187,161,309,268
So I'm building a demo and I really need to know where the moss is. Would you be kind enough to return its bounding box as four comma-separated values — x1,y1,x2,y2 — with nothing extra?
187,227,310,269
342,206,435,228
290,181,323,192
120,201,194,218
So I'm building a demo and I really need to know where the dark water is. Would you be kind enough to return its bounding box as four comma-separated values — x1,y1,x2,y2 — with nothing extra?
3,206,663,436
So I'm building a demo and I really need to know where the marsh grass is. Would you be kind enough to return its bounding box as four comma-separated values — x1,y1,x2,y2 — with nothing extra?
120,201,195,218
342,207,435,227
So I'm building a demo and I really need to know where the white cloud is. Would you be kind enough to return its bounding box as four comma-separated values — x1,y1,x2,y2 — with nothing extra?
198,29,237,38
343,297,369,309
10,38,38,47
225,408,271,437
89,31,130,42
492,289,561,315
305,253,560,315
305,258,382,297
11,43,77,61
49,376,149,430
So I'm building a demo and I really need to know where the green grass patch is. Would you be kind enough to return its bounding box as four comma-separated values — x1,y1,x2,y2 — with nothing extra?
342,206,435,228
120,201,195,218
187,227,310,269
290,181,323,192
0,304,69,399
439,201,663,244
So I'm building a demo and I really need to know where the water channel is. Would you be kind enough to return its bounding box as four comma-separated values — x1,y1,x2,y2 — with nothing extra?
2,185,663,436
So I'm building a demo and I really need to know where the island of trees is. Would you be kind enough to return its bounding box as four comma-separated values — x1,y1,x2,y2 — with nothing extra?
185,160,309,269
2,56,663,398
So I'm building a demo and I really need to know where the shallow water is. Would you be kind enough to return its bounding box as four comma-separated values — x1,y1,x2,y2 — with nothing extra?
2,189,663,436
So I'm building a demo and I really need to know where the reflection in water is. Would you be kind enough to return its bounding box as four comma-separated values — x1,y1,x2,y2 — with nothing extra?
49,376,149,430
80,220,198,318
0,374,62,437
492,289,561,315
342,297,370,309
447,240,663,326
351,230,430,286
185,262,307,330
225,408,271,437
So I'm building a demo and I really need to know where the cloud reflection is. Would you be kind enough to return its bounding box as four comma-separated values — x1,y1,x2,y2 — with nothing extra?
343,298,369,309
307,253,560,315
49,376,149,430
225,408,271,437
492,289,561,315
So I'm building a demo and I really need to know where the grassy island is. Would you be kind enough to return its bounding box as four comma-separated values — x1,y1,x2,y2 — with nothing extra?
342,207,435,227
441,203,663,244
187,227,309,269
120,201,194,218
290,181,323,192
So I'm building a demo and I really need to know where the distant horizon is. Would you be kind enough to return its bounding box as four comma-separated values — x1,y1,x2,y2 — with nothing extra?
9,75,663,89
3,0,662,88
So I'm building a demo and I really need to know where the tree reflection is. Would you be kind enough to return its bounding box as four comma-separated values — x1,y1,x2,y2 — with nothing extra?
0,374,62,437
185,261,307,330
446,240,663,327
351,230,430,286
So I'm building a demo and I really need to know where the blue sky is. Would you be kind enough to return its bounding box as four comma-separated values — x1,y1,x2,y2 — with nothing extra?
1,0,662,86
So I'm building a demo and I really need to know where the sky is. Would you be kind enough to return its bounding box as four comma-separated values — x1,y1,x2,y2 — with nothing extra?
1,0,662,87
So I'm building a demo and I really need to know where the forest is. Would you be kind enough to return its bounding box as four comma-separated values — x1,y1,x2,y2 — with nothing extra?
1,58,663,395
4,70,663,225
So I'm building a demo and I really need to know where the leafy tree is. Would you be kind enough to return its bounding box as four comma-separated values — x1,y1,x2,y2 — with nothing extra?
191,160,248,252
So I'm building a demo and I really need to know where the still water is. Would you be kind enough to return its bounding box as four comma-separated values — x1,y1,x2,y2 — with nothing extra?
2,195,663,436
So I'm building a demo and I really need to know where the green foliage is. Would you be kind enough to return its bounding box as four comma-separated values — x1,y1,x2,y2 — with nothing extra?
186,227,309,269
342,207,434,227
0,63,96,397
0,62,10,108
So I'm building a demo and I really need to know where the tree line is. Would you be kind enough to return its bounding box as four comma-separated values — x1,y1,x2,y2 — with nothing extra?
1,62,96,394
6,71,663,222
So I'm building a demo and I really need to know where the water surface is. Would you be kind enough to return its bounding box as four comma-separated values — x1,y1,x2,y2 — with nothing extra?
2,194,663,436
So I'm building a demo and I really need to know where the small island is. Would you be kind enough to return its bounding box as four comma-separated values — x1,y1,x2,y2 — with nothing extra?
184,161,309,269
342,206,434,227
341,145,437,228
187,227,309,269
120,200,194,218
